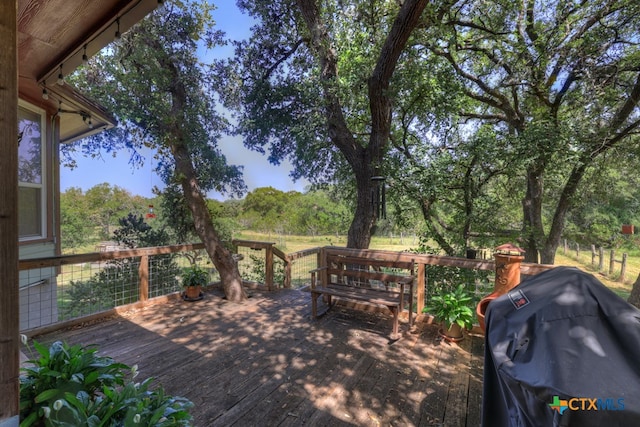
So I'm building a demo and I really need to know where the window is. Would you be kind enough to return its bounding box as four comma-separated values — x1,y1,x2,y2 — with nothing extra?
18,102,46,240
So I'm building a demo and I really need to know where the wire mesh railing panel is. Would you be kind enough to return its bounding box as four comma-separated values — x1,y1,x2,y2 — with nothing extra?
290,253,318,289
235,246,262,283
168,248,220,296
56,259,141,322
195,250,220,285
19,244,214,331
19,267,58,331
149,254,182,298
232,245,286,288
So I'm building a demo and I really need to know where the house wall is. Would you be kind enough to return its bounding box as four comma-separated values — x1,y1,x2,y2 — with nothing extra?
18,98,60,331
19,243,58,331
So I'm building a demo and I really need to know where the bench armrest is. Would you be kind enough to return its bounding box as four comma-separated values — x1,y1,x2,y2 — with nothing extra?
310,266,328,289
397,276,414,285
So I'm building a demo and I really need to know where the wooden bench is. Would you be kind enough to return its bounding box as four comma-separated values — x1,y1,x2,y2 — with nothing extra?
310,252,415,339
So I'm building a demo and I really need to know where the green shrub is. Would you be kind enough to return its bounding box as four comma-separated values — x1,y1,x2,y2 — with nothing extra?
424,284,476,329
20,340,193,427
245,253,285,286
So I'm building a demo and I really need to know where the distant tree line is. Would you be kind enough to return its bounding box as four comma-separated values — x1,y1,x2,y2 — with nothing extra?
59,183,414,251
61,176,640,256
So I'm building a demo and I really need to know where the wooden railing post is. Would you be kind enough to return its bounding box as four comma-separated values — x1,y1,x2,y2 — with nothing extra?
591,245,596,267
620,253,627,283
319,247,328,288
0,0,19,421
610,250,615,275
416,262,426,314
284,259,291,288
139,255,149,302
265,245,274,291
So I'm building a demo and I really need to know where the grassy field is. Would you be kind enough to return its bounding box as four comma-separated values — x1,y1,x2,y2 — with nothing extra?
233,230,417,253
554,251,635,299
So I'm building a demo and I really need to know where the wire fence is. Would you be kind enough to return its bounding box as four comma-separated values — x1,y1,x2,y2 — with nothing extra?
560,239,640,284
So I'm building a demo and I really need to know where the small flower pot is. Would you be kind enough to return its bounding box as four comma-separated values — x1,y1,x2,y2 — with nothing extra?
439,322,464,342
476,291,499,333
182,285,203,301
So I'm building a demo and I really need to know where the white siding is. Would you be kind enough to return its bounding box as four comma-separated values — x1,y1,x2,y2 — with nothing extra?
19,242,58,331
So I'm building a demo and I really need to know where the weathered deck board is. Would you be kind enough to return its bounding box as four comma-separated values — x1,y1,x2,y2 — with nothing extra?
466,334,485,426
29,288,484,426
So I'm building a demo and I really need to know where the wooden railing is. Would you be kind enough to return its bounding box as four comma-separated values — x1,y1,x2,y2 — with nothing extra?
19,243,207,301
18,241,554,335
232,240,285,290
316,246,554,313
232,240,321,290
18,243,212,335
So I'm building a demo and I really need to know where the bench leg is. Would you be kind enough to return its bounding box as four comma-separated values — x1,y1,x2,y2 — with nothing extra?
404,284,415,331
408,306,413,329
312,292,333,318
390,306,399,339
311,291,319,318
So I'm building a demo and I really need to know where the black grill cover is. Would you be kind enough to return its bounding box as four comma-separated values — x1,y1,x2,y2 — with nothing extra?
482,267,640,426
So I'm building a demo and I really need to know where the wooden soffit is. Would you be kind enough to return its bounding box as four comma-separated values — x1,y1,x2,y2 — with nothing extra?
18,0,160,141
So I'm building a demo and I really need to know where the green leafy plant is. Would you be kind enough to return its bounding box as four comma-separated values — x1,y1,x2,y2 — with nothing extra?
181,265,209,288
245,254,285,286
424,284,476,330
20,340,193,427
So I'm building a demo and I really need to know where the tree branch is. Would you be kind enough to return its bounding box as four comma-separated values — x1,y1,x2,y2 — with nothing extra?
368,0,429,163
261,38,306,81
609,72,640,132
295,0,361,166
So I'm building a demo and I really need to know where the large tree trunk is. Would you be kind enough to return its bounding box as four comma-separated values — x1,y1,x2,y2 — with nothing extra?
628,273,640,309
164,52,247,302
522,164,545,263
540,162,590,264
347,171,376,249
172,143,247,302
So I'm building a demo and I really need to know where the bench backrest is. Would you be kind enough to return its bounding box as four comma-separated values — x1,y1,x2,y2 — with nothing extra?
325,253,414,291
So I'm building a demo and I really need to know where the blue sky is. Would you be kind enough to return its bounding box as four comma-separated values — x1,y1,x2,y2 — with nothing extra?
60,2,309,201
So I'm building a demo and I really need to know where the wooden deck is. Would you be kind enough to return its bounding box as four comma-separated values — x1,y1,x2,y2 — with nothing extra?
29,288,485,426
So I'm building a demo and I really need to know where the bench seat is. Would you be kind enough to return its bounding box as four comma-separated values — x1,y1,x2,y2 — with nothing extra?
310,254,415,339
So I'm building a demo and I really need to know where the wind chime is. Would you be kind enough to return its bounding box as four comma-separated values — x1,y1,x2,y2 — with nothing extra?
371,175,387,219
146,204,156,219
145,157,156,219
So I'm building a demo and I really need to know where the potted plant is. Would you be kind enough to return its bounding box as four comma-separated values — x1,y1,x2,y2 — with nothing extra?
424,284,475,342
181,265,209,301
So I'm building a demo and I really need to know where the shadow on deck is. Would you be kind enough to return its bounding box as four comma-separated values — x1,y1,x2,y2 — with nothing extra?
29,288,484,426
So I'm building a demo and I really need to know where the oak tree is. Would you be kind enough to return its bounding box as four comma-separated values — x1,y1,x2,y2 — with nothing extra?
70,1,248,300
421,0,640,262
230,0,432,248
